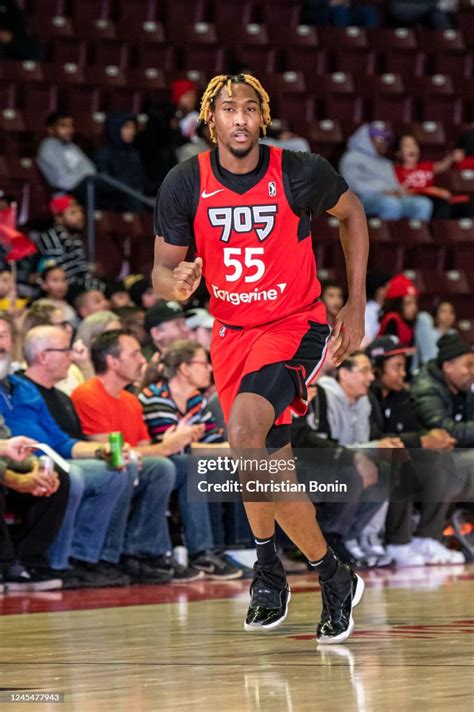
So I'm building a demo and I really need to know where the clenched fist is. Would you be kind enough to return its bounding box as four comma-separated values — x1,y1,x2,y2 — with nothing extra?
173,257,203,301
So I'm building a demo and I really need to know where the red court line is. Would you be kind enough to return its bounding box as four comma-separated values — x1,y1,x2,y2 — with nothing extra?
1,569,473,616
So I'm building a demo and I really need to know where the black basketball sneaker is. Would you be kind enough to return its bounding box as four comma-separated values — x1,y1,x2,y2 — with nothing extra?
244,558,291,632
316,559,365,645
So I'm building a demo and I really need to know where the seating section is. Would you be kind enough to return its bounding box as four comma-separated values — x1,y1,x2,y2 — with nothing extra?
2,1,473,335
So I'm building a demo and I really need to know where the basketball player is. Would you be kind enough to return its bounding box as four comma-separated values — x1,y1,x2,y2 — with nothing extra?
152,74,369,644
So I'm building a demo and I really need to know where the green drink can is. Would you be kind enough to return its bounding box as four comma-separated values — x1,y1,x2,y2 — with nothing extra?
109,432,124,469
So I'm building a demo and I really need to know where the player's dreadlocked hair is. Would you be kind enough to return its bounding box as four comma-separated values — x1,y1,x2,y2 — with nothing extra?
198,74,271,143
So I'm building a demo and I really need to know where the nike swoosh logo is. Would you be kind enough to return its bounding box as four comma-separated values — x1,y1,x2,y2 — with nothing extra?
201,189,224,198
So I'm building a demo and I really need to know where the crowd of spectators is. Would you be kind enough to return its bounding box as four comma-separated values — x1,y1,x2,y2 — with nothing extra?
0,1,473,594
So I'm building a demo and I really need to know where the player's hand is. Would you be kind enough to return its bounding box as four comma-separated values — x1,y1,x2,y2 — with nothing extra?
173,257,203,301
1,436,38,461
330,300,365,366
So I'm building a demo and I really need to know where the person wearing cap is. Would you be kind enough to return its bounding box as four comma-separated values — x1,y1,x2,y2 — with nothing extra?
185,308,214,351
367,335,463,564
377,274,419,368
413,334,474,448
412,333,474,508
36,112,96,199
143,300,190,360
128,275,159,311
29,196,91,288
339,123,433,221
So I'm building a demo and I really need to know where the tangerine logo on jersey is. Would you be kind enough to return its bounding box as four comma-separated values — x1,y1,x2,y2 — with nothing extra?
212,282,287,306
208,205,278,243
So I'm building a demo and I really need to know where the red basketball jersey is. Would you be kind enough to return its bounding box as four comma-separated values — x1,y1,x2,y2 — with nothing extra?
194,146,325,328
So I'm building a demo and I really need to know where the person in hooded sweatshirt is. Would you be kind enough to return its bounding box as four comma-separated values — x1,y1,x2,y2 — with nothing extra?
339,123,432,221
95,113,146,212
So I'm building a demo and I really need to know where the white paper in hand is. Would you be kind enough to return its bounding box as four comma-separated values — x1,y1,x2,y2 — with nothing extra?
35,443,71,473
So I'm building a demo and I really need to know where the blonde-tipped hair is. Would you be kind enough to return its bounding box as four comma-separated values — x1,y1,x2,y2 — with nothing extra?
198,74,271,143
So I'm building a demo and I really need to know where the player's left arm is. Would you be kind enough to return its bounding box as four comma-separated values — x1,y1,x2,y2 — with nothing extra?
327,189,369,365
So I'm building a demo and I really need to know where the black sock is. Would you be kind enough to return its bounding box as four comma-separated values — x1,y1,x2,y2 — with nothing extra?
254,534,278,566
308,548,338,581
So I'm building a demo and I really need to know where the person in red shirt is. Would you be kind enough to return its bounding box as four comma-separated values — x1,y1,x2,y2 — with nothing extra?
152,74,370,644
72,329,242,581
395,134,465,218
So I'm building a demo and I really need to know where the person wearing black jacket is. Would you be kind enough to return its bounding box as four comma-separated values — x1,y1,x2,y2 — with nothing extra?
367,335,464,564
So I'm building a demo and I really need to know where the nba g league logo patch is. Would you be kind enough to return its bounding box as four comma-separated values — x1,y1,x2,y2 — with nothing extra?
268,182,277,197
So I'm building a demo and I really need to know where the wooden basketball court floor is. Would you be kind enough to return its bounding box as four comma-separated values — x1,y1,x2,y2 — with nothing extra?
1,564,473,712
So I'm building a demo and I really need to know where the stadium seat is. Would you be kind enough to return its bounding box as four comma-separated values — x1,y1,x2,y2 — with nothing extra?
406,74,455,96
125,69,168,93
116,0,159,22
51,39,87,67
175,23,218,47
43,63,86,86
370,96,413,123
236,47,278,75
432,218,474,243
356,73,405,97
91,41,129,71
24,85,58,125
316,72,356,96
433,53,473,80
262,0,300,45
0,60,45,83
283,24,319,49
409,121,447,147
116,0,163,40
285,48,327,76
273,93,315,131
85,67,128,89
420,96,463,125
100,88,142,113
368,27,417,51
319,27,368,51
63,87,101,116
323,95,364,123
165,0,206,43
136,45,176,72
391,219,447,271
182,46,226,73
367,218,405,273
444,169,474,195
382,50,427,78
417,29,466,53
333,49,376,75
458,320,474,345
29,14,74,40
273,72,306,94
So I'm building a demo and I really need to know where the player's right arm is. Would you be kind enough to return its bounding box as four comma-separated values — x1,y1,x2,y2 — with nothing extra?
152,159,201,301
152,237,202,301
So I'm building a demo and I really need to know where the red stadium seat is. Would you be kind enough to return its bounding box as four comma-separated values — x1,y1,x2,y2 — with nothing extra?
417,29,466,53
273,72,306,94
444,168,474,195
24,85,58,126
356,73,405,97
273,93,315,131
370,96,413,123
175,22,218,47
100,88,142,113
323,95,364,123
262,0,300,45
116,0,163,40
91,41,129,71
316,72,356,96
368,27,417,51
116,0,159,23
85,67,127,89
433,53,473,80
236,23,270,46
125,69,168,93
420,96,463,125
409,121,447,147
43,63,86,86
51,39,87,67
333,49,376,76
320,26,368,50
285,48,327,77
63,87,101,116
284,24,319,49
165,0,206,43
0,60,45,83
29,15,74,40
406,74,455,96
367,218,405,273
236,47,278,75
382,50,427,79
391,219,447,271
136,45,176,73
182,46,226,73
432,218,474,243
458,320,474,345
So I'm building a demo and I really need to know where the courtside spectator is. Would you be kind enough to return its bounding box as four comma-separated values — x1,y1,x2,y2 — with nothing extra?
128,276,159,310
340,124,433,220
107,281,133,310
38,265,78,326
0,419,67,591
389,0,458,29
74,288,111,320
73,330,242,581
143,300,190,359
184,309,214,352
36,113,96,200
76,311,122,351
367,335,463,563
302,0,379,27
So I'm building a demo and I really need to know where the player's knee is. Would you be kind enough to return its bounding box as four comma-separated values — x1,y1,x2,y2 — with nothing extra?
227,419,266,450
